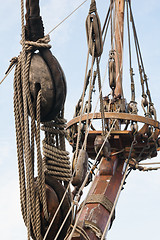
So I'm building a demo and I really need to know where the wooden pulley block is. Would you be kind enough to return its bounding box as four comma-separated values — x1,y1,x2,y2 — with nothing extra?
94,135,111,159
72,149,88,187
34,174,72,240
29,50,66,122
109,50,116,90
86,13,103,57
40,183,62,239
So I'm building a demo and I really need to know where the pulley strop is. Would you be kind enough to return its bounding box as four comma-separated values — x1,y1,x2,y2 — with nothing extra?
25,0,66,122
86,0,103,57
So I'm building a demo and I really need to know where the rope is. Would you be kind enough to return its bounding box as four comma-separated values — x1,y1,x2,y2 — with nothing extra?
36,90,48,221
42,117,71,182
0,57,18,85
128,0,157,120
14,2,55,237
14,53,46,239
129,159,160,172
84,42,96,150
20,1,32,239
73,23,93,167
47,0,88,35
96,57,106,135
126,0,135,103
102,5,111,46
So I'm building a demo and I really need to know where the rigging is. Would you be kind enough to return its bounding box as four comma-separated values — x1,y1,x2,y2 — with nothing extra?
0,0,160,240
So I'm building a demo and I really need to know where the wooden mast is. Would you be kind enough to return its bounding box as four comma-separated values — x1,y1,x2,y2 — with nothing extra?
68,1,126,239
114,0,125,97
70,157,126,240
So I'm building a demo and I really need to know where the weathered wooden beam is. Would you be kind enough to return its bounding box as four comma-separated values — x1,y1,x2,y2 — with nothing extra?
69,156,125,239
114,0,125,97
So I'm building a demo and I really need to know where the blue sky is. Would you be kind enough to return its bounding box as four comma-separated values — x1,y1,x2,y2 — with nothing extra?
0,0,160,239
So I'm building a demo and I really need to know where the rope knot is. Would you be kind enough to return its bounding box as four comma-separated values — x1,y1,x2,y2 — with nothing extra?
25,35,51,52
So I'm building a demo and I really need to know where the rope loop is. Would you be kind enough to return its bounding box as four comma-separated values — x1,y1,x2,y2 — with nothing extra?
25,35,51,53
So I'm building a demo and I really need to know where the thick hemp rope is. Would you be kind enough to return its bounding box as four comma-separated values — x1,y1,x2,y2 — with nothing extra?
41,116,71,182
15,33,71,240
14,51,48,239
14,2,53,236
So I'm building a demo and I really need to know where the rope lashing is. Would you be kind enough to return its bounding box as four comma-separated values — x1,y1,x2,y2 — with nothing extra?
25,35,51,52
89,0,97,14
41,118,72,182
86,0,103,57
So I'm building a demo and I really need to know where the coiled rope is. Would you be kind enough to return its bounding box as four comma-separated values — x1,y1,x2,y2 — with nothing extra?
41,116,71,182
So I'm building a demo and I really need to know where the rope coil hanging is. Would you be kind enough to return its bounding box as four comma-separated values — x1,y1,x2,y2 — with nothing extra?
14,41,49,239
13,0,72,239
41,117,71,182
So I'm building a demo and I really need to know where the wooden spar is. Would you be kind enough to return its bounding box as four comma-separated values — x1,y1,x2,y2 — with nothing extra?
114,0,125,97
69,157,126,240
